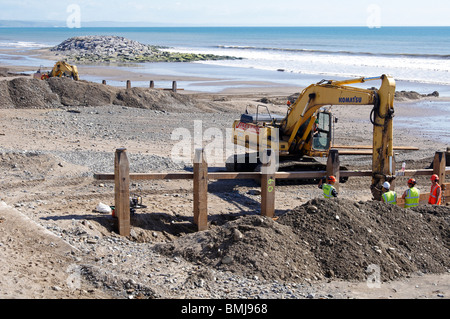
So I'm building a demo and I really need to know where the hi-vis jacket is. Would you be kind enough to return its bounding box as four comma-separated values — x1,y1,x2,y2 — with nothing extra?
321,183,337,198
428,184,442,205
382,191,397,205
404,187,420,208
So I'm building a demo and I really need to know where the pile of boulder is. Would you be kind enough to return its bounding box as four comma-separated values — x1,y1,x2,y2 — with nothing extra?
50,35,239,63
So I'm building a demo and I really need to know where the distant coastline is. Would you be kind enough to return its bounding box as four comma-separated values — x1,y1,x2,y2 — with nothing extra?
0,20,185,28
1,20,450,27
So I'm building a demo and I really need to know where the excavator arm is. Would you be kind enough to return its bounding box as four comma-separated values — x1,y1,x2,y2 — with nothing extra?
281,75,393,148
229,74,396,200
280,75,396,199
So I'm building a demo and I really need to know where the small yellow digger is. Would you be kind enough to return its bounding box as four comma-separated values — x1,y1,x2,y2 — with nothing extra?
34,61,79,81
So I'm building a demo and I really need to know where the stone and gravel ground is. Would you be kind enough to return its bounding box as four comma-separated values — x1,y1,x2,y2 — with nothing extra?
0,75,448,301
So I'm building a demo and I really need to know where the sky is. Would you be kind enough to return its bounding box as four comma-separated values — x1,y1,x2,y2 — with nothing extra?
0,0,449,27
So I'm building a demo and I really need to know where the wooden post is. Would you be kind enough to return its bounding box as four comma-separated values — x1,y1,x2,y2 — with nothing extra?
150,80,154,89
327,149,340,192
115,148,130,236
193,148,208,231
261,150,276,218
172,81,177,93
433,151,446,184
126,80,131,89
446,147,450,165
102,80,106,85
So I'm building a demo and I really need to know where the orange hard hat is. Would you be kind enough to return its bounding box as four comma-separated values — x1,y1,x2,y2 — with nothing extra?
431,174,439,181
327,175,336,183
407,178,416,185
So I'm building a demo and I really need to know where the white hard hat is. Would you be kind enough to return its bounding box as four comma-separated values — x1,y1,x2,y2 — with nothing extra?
382,181,390,190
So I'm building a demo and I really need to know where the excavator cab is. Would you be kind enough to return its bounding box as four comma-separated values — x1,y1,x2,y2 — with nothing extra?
311,111,332,151
294,110,332,155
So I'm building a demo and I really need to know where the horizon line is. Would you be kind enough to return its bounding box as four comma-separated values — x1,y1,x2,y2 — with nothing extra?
1,24,450,28
0,19,449,28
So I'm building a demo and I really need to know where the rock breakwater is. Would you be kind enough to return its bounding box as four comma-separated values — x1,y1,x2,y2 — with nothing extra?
50,35,240,64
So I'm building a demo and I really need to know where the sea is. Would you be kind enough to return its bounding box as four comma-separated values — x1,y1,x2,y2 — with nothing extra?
0,26,449,143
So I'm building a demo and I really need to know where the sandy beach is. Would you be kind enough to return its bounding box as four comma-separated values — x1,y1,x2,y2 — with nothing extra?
0,45,449,302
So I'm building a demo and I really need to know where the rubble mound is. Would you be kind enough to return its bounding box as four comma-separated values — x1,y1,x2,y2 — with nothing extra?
50,35,239,63
155,198,449,283
395,90,439,101
4,77,61,108
46,77,115,106
155,215,322,283
51,36,156,56
278,198,449,281
113,86,198,111
0,77,207,111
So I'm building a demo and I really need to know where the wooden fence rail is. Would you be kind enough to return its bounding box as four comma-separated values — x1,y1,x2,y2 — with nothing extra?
93,168,445,181
94,148,449,236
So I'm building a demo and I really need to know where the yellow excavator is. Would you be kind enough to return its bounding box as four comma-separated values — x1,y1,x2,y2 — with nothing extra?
227,74,396,200
34,61,79,81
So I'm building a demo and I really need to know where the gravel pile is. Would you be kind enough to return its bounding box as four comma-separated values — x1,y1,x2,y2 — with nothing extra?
42,217,342,299
30,196,447,299
154,198,449,284
0,77,209,110
3,77,61,108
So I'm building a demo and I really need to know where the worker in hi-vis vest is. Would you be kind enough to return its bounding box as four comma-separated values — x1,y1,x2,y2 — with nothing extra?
381,181,397,205
428,174,442,205
402,178,420,208
318,175,338,198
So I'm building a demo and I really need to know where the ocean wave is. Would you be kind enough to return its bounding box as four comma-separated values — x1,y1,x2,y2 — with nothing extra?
215,45,450,60
165,45,450,86
195,59,450,87
0,41,49,48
